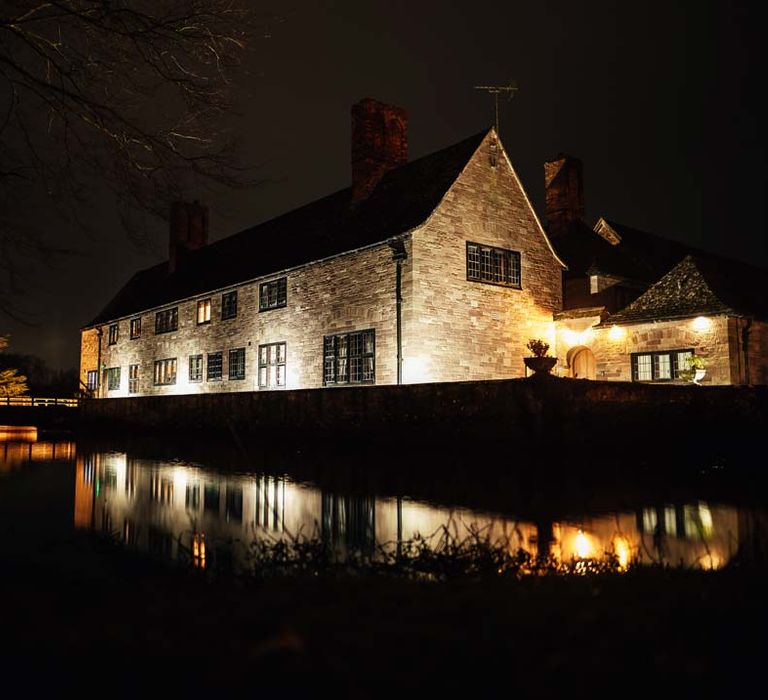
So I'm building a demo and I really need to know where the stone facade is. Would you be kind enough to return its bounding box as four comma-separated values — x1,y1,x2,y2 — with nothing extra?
407,133,563,383
81,131,563,397
90,240,405,397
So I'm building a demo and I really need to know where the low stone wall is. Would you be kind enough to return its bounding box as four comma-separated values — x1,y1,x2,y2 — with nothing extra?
78,377,768,459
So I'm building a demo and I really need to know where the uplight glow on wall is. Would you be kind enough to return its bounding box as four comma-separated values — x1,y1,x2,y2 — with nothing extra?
692,316,711,332
608,324,626,341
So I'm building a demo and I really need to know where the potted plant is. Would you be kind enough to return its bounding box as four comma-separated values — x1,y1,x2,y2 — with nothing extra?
679,354,706,384
524,339,557,375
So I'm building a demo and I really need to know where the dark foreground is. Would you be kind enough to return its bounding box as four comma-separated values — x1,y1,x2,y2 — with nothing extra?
2,527,766,697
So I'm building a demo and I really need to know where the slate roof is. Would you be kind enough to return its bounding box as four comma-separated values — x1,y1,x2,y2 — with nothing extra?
601,254,768,325
552,218,695,283
89,130,490,326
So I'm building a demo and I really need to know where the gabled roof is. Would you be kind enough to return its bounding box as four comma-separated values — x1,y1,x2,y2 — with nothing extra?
601,254,768,325
89,129,490,326
553,217,696,284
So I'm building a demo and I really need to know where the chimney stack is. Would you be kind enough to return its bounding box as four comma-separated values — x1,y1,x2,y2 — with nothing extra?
544,155,585,238
169,200,208,274
351,98,408,203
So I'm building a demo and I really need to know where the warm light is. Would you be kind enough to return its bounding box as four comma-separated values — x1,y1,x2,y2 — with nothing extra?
574,530,592,558
403,356,431,384
613,536,631,570
692,316,711,332
193,532,206,569
560,327,595,347
608,324,626,341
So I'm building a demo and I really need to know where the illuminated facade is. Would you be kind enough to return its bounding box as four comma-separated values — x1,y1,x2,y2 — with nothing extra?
80,99,564,397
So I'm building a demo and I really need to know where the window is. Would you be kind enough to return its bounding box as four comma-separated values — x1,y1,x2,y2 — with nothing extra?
189,354,203,382
222,291,238,320
197,298,211,325
258,342,286,388
228,348,246,380
207,352,223,381
466,242,521,288
86,370,99,392
631,349,693,382
130,317,141,339
128,364,139,393
155,307,178,334
108,323,119,345
153,358,177,386
259,277,287,311
106,367,121,391
323,330,375,385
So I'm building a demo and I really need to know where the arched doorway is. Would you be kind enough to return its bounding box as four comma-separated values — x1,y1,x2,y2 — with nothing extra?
568,346,596,380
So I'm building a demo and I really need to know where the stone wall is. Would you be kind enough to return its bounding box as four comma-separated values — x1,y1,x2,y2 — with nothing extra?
83,240,406,397
407,132,563,383
79,328,100,392
556,314,738,385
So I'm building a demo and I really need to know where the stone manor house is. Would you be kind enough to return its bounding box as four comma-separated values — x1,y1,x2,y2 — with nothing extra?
80,99,768,397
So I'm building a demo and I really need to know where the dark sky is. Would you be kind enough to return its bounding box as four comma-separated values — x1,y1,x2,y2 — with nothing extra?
3,0,765,371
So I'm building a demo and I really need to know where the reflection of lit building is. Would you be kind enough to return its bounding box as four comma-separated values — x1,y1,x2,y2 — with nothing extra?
73,451,749,573
1,433,75,474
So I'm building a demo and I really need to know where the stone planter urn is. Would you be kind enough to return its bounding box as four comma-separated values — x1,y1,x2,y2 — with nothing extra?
693,368,706,385
524,356,558,375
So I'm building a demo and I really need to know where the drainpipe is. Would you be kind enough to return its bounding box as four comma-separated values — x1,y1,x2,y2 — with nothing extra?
389,239,408,385
742,317,753,385
96,327,103,399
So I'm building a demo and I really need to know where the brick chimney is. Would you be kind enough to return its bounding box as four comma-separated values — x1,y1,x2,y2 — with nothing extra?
351,98,408,203
544,155,585,238
169,200,208,274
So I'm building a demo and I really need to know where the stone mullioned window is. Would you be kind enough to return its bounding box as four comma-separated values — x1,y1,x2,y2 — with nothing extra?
466,242,521,288
323,330,375,385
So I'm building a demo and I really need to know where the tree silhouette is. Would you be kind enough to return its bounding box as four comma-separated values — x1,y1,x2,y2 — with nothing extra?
0,1,267,315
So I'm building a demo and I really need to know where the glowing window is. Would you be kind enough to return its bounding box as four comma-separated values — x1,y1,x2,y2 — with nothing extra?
258,342,286,389
128,364,139,394
108,324,119,345
130,318,141,339
197,298,211,325
189,354,203,382
153,358,177,386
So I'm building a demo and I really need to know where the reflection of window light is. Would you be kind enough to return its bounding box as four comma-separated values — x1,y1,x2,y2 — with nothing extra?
642,508,657,532
193,532,206,569
684,504,713,539
613,536,630,570
575,530,592,558
664,506,677,537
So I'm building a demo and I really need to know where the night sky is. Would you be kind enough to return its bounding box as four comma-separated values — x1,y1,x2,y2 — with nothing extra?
3,0,765,371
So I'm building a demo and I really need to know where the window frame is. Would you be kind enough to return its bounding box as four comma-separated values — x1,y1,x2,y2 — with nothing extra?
259,277,288,312
155,307,179,334
196,298,212,325
228,347,246,381
207,351,223,382
323,329,375,386
107,323,119,345
258,342,287,389
631,348,694,382
189,354,203,383
465,241,522,289
130,317,141,340
221,291,238,320
128,364,139,393
86,370,99,392
153,358,177,386
105,366,121,391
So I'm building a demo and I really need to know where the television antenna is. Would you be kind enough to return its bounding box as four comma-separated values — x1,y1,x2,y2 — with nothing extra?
474,82,518,136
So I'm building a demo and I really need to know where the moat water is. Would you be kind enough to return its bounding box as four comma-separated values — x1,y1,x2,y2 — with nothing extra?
3,427,766,575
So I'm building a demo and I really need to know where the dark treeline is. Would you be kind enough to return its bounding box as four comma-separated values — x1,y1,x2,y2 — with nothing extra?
0,353,77,397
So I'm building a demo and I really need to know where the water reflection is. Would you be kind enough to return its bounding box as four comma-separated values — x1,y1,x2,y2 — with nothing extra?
0,429,75,474
74,451,750,573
